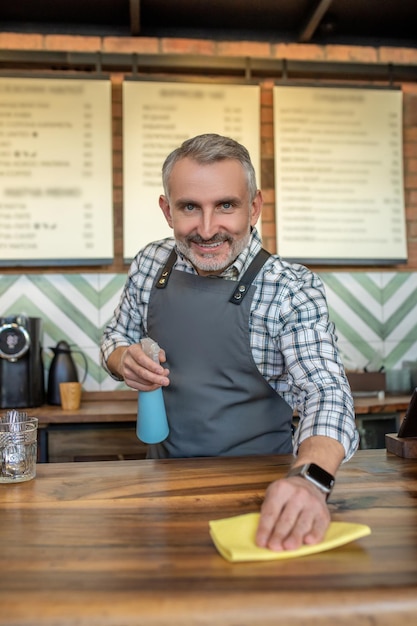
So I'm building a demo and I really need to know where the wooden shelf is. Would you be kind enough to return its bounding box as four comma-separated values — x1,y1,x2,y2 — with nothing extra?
20,390,412,462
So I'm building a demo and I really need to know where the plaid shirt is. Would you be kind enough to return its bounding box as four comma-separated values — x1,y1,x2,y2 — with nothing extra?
101,229,359,459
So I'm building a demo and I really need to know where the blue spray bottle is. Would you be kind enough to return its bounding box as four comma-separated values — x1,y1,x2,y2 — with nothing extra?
136,338,169,444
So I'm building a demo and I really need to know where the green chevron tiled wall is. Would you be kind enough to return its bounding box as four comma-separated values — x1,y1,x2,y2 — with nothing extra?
0,273,128,392
1,271,417,391
321,273,417,375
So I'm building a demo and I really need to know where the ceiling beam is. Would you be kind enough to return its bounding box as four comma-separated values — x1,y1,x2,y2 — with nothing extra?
0,50,415,83
129,0,141,36
298,0,334,43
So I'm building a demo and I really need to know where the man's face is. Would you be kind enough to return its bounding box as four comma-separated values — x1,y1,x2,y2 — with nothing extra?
159,157,262,276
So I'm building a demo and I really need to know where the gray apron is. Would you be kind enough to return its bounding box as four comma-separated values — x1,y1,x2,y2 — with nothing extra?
146,247,293,458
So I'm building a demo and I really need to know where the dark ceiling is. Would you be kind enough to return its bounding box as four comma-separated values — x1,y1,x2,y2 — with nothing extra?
1,0,417,48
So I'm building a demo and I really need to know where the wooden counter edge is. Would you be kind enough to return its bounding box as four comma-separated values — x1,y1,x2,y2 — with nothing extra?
1,587,417,626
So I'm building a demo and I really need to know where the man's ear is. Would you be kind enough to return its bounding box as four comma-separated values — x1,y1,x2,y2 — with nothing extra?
159,195,173,228
250,190,263,227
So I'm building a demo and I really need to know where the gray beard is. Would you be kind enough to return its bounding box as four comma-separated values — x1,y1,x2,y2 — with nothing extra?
175,231,251,274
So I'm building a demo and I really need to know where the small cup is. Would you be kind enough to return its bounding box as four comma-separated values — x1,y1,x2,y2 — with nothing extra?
59,382,82,410
0,416,38,483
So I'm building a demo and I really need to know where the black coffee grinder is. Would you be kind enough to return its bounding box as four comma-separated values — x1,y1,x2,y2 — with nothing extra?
0,315,45,408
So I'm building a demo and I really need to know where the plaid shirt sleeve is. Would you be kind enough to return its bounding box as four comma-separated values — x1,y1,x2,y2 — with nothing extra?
100,240,174,378
251,257,359,461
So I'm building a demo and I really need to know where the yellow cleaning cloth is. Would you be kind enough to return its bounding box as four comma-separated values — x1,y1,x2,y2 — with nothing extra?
209,512,371,562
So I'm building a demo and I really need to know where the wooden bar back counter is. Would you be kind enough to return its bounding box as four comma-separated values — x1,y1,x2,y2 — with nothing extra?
1,449,417,626
20,390,413,462
30,389,413,422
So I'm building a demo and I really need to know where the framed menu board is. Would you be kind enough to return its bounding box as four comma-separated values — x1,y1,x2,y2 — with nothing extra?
122,79,260,261
0,76,113,266
273,85,407,264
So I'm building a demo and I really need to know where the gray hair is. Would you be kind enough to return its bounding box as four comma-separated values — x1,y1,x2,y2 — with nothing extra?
161,133,258,202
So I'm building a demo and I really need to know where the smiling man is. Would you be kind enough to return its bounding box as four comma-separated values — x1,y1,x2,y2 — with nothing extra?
101,133,358,552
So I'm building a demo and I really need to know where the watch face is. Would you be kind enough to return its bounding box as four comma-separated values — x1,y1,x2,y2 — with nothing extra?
307,463,335,490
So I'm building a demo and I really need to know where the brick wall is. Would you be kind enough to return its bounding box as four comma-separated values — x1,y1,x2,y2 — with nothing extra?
1,32,417,271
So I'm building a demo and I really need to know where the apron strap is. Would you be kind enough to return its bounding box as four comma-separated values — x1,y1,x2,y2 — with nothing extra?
155,248,177,289
229,248,271,305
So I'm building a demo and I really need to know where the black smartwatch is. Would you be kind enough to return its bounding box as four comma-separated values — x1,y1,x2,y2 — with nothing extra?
287,463,335,500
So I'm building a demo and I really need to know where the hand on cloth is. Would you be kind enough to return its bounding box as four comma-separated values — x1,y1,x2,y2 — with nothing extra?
255,474,332,551
254,436,348,552
209,512,371,562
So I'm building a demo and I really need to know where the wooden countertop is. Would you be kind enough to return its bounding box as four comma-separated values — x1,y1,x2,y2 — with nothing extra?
25,391,139,426
352,393,410,414
24,390,412,427
1,449,417,625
